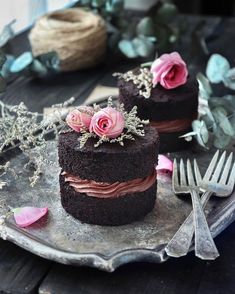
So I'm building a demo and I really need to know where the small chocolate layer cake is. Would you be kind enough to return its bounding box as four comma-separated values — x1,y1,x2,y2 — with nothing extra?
118,72,198,153
59,127,159,183
58,126,159,226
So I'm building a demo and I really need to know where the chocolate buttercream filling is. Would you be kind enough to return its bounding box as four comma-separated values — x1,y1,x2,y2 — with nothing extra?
150,113,197,133
62,170,157,198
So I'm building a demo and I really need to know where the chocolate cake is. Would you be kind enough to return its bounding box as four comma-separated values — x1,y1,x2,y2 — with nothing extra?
58,107,159,225
116,52,199,153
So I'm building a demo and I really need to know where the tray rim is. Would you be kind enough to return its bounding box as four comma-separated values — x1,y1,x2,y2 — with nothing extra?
1,193,235,272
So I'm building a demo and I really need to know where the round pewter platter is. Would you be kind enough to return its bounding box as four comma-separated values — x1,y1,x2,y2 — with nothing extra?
0,142,235,272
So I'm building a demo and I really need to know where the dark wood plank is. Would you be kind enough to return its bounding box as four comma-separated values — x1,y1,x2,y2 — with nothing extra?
0,239,51,294
38,256,206,294
197,224,235,294
1,67,106,112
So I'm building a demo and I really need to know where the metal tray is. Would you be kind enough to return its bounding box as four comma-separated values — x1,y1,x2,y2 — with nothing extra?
0,142,235,272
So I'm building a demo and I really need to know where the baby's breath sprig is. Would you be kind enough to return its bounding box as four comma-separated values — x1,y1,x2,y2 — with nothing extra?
123,106,149,137
79,129,96,149
78,98,149,148
0,97,75,188
113,68,153,99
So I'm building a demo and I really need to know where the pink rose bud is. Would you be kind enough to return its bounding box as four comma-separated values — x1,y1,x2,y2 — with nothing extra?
156,155,173,175
150,52,188,89
90,107,125,138
66,106,94,132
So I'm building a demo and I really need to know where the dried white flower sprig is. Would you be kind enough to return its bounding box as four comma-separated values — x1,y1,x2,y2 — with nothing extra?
65,97,149,148
0,97,75,188
113,68,153,98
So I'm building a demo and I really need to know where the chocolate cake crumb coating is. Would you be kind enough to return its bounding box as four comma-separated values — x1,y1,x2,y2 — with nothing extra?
117,69,198,153
118,75,198,122
60,174,157,226
59,126,159,183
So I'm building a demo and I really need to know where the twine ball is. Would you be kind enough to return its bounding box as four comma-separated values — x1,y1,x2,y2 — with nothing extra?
29,8,107,72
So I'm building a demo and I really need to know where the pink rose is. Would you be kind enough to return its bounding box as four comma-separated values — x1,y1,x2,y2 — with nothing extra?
66,106,94,132
89,107,125,138
150,52,188,89
156,155,173,175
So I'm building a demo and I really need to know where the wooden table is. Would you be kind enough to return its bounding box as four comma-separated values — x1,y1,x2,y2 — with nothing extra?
1,14,235,294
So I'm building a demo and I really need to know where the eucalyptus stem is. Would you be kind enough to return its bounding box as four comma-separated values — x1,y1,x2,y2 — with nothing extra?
140,62,153,68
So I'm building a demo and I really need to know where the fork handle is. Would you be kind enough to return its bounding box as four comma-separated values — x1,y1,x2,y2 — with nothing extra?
165,191,212,258
190,189,219,260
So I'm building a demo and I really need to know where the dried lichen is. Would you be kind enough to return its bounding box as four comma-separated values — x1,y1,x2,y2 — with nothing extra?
0,97,75,188
113,68,153,98
79,129,96,149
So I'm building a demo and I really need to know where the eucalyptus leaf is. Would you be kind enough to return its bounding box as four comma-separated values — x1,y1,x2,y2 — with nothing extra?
229,113,235,137
132,36,155,58
156,3,178,24
153,25,170,50
118,40,138,58
10,52,33,73
147,36,157,42
190,20,209,57
223,68,235,90
192,120,209,148
209,95,235,111
169,34,177,43
30,60,47,77
91,0,106,8
213,126,231,149
79,0,91,5
136,17,155,37
179,131,197,142
212,107,234,136
0,20,15,47
37,52,60,72
198,96,216,130
197,72,212,99
0,55,15,78
105,0,123,13
206,54,230,83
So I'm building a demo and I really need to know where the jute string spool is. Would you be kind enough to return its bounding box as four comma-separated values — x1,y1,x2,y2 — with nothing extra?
29,8,107,72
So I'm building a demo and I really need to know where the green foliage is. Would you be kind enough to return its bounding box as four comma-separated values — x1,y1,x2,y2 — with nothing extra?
118,40,138,58
206,54,235,90
155,2,178,24
197,72,212,100
74,0,123,15
7,51,60,77
136,17,155,36
0,0,183,84
0,21,61,84
206,54,230,84
0,20,15,47
74,0,182,59
183,54,235,149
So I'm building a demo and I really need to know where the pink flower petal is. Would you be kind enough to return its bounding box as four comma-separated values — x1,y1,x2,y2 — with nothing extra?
156,155,173,174
13,207,48,228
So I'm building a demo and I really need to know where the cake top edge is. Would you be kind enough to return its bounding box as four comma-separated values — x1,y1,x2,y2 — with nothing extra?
61,97,153,149
59,125,159,154
113,51,188,98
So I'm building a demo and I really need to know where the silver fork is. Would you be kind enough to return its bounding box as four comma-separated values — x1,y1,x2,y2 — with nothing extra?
166,151,235,259
169,157,219,260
